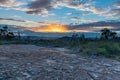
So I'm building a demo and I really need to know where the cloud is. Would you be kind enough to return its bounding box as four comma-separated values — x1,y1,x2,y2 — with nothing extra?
0,0,120,20
26,0,120,19
13,15,22,18
0,18,25,22
68,20,120,32
26,20,120,33
114,1,120,8
26,0,92,14
61,0,120,19
0,17,120,33
71,17,81,21
26,8,55,17
26,0,54,14
11,7,31,12
111,9,120,15
71,17,97,23
110,1,120,18
99,1,120,18
66,12,72,15
61,0,93,10
0,0,55,17
27,24,68,33
0,0,24,7
0,17,60,27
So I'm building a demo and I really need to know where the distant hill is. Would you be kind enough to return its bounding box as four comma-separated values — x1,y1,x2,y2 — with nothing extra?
0,20,120,39
68,20,120,32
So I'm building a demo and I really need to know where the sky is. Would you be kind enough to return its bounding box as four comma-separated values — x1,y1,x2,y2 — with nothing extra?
0,0,120,37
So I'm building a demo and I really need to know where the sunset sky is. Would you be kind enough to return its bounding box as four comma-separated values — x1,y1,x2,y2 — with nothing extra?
0,0,120,36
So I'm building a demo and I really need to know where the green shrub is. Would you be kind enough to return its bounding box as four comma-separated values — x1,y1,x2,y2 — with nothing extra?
104,43,120,56
79,41,120,58
116,56,120,61
97,48,108,56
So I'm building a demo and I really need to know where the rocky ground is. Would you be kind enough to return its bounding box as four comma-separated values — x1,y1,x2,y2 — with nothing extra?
0,44,120,80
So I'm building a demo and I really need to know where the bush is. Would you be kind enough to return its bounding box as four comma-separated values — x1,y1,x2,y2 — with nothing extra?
79,41,120,58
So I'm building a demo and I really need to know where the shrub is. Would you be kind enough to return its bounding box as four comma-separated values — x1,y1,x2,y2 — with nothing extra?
79,41,120,58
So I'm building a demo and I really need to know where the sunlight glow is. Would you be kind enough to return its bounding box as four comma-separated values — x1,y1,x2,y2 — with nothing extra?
28,24,69,33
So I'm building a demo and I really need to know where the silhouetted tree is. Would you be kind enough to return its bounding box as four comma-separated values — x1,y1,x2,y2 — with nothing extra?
80,34,85,40
3,25,8,31
101,28,117,39
71,32,79,45
0,25,8,38
17,31,21,40
7,32,15,39
72,33,79,38
101,28,111,39
71,32,79,41
0,25,15,40
110,32,117,39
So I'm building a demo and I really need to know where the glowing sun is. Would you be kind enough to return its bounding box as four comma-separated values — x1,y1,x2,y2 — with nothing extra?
47,24,68,32
29,24,68,33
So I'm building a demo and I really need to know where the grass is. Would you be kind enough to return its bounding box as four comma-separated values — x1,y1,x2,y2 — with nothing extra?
71,40,120,61
0,38,120,61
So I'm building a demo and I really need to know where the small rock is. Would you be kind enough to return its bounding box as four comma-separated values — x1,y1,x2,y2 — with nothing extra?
114,66,120,72
102,63,112,67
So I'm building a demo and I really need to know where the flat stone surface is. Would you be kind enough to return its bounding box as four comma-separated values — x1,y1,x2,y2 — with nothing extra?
0,44,120,80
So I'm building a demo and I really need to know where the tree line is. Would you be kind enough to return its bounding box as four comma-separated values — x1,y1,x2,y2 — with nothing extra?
0,25,118,40
101,28,117,39
71,28,117,40
0,25,15,40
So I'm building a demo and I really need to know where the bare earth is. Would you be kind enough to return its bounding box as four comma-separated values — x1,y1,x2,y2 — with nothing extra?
0,45,120,80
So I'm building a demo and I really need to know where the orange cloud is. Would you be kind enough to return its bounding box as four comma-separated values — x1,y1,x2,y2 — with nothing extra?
28,24,69,33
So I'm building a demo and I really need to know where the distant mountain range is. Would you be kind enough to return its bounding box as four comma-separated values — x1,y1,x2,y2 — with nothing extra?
68,20,120,31
0,20,120,38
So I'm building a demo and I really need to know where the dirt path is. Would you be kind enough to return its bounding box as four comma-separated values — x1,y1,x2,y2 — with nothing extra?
0,45,120,80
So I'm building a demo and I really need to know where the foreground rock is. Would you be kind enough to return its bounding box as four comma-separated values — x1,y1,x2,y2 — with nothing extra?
0,45,120,80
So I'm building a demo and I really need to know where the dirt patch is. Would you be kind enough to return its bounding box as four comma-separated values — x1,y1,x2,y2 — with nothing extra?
0,44,120,80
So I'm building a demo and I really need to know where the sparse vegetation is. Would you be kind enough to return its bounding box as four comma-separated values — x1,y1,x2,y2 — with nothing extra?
1,38,120,61
101,28,117,39
77,41,120,58
0,27,120,61
0,25,15,40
